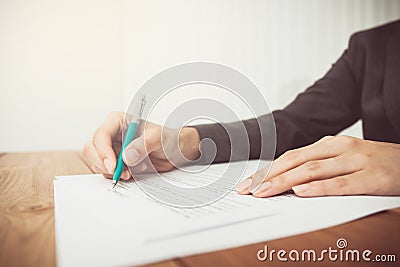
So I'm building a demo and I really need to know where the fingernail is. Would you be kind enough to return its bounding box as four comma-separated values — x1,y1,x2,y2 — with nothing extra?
292,184,309,194
124,149,140,165
104,158,114,174
253,181,272,195
236,179,252,192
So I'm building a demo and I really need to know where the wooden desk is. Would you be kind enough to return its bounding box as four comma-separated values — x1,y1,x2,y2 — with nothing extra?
0,152,399,267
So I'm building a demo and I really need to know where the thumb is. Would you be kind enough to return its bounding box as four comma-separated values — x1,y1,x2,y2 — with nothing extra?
123,133,158,166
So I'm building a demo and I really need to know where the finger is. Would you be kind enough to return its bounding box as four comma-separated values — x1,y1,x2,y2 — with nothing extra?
149,157,174,172
102,173,113,179
129,157,159,174
100,112,126,142
91,164,103,174
93,113,125,173
82,140,118,180
129,161,149,174
123,130,159,167
248,166,271,193
236,137,338,194
267,136,345,180
236,178,252,194
236,161,271,195
83,140,106,173
236,165,270,194
93,130,117,174
112,141,122,155
252,156,361,198
292,171,369,197
120,168,131,180
105,169,130,181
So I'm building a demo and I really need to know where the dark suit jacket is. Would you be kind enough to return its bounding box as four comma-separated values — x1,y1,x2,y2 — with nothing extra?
194,20,400,162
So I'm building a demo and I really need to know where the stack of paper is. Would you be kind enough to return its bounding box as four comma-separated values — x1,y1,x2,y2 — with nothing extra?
54,161,400,266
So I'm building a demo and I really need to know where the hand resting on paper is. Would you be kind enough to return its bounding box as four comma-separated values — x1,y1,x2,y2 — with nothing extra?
83,112,201,180
236,136,400,197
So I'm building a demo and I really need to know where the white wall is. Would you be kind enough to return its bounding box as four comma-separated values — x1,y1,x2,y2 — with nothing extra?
1,0,399,151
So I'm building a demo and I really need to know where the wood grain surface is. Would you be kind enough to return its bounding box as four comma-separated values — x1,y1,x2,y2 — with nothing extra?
0,152,399,267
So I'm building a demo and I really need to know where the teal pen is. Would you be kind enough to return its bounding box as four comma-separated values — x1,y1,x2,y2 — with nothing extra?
112,96,146,188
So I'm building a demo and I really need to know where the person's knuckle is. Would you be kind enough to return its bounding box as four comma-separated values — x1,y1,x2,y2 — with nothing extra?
108,111,122,119
282,150,300,162
335,177,348,189
253,170,263,180
93,127,103,141
305,161,321,173
107,111,125,127
337,135,357,146
272,174,286,187
144,142,152,153
143,135,154,152
301,161,321,181
311,180,327,195
327,177,349,195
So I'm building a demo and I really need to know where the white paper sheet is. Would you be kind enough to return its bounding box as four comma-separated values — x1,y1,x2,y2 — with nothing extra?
54,161,400,267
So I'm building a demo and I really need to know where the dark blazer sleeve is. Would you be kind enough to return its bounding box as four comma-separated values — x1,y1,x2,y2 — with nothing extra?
194,33,364,162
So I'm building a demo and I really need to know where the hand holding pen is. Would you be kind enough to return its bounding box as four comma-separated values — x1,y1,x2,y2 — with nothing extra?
111,96,147,188
82,104,201,183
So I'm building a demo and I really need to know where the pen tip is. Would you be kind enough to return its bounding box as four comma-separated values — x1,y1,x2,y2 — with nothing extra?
112,181,117,188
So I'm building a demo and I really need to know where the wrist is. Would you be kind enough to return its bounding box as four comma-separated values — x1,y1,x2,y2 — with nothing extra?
179,127,201,161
